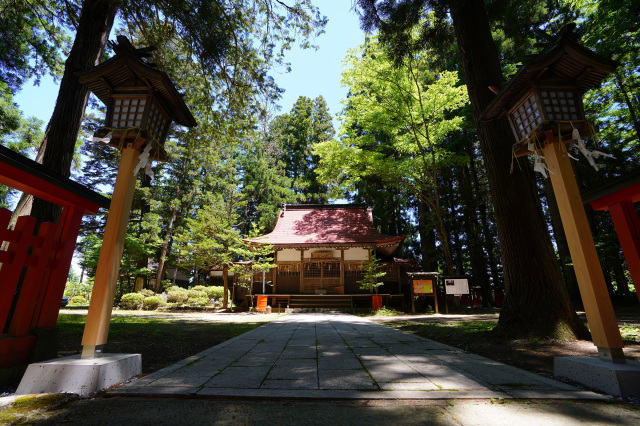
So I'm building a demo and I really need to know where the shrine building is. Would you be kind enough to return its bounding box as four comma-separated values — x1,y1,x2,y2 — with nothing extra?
242,204,416,306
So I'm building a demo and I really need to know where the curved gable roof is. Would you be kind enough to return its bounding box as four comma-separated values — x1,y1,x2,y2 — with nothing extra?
249,204,404,255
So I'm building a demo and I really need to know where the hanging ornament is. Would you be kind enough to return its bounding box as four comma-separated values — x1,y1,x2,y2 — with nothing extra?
571,125,615,171
133,142,154,180
86,131,112,144
533,152,551,178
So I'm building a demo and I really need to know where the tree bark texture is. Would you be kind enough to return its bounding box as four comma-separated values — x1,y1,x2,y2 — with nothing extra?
458,163,492,306
448,0,589,338
30,0,118,225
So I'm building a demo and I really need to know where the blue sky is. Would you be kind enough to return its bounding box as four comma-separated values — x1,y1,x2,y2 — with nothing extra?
14,1,365,133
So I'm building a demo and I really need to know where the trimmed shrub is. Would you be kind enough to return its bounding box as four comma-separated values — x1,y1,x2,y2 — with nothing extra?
138,289,155,297
187,289,207,299
204,286,229,301
185,289,208,306
189,297,210,307
120,293,144,310
166,285,183,293
192,285,207,292
69,295,87,306
143,296,165,310
167,289,188,304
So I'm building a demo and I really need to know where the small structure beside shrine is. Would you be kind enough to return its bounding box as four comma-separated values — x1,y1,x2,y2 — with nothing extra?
242,204,417,308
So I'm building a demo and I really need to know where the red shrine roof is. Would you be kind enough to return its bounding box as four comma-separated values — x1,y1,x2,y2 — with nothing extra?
248,204,405,256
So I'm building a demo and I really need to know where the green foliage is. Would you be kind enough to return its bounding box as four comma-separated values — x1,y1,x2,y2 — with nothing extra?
204,286,229,301
187,289,207,299
138,289,156,297
315,33,469,274
269,96,335,203
63,279,93,299
120,293,145,310
167,289,189,304
373,306,399,316
186,289,209,306
143,296,165,310
357,253,387,294
69,295,87,306
0,0,70,92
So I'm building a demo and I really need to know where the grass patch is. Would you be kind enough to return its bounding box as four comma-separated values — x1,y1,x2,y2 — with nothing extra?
0,394,78,424
620,324,640,344
392,320,495,340
56,313,267,374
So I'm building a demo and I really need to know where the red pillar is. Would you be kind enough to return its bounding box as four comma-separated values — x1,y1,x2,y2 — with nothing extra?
608,201,640,301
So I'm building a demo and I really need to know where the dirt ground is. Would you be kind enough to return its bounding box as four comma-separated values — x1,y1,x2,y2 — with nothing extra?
370,307,640,379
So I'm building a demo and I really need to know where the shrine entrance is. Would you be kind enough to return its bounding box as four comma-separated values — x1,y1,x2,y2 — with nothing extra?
302,260,341,293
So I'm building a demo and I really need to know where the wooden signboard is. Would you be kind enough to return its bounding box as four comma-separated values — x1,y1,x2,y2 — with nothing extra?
311,250,334,259
413,279,434,294
445,278,469,295
409,274,439,314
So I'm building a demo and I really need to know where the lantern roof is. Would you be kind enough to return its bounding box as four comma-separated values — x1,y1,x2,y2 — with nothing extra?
77,36,197,128
481,24,618,122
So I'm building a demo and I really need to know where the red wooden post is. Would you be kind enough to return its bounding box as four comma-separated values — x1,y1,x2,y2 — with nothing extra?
0,215,37,332
608,201,640,300
32,206,85,328
8,222,57,337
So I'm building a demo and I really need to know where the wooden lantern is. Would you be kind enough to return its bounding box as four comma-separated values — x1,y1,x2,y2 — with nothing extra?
482,25,626,362
77,35,197,161
482,25,617,157
78,36,196,358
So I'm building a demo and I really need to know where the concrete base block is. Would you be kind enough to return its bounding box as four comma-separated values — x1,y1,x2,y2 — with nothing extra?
16,353,141,395
554,356,640,397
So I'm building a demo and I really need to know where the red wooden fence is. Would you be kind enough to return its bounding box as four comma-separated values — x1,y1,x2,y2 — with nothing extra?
0,145,109,367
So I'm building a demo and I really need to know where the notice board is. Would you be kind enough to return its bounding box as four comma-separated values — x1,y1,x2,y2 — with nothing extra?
413,279,434,294
444,278,469,295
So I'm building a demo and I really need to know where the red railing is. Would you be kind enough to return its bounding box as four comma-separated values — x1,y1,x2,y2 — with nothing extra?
0,145,109,367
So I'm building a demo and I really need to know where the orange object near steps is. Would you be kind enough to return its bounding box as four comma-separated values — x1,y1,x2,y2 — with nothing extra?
257,296,268,312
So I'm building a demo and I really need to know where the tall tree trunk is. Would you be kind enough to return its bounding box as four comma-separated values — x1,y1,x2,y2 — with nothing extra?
417,197,437,271
449,0,589,339
155,207,178,292
28,0,118,225
459,162,492,306
468,145,503,291
135,174,152,290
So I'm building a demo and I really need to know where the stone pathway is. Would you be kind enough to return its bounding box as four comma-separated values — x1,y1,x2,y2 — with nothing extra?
111,313,603,400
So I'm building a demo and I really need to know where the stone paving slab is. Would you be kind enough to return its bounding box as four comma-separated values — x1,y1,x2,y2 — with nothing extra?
111,313,605,400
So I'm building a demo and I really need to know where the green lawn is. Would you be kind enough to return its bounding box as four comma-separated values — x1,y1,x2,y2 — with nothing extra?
56,312,276,373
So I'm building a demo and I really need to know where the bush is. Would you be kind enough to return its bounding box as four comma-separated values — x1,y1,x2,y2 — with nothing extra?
120,293,144,310
204,286,229,301
143,296,165,310
185,289,208,306
187,289,207,299
188,297,210,307
166,285,184,293
138,289,155,297
191,285,207,292
167,289,188,304
69,295,87,306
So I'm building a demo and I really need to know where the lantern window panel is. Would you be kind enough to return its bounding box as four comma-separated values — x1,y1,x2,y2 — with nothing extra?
540,89,580,122
111,97,146,128
510,93,543,140
147,102,169,142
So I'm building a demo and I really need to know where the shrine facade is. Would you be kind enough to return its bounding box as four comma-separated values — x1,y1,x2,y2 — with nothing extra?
246,204,416,295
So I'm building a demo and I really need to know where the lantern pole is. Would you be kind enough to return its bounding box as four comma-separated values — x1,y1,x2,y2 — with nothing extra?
81,144,141,358
541,132,624,362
